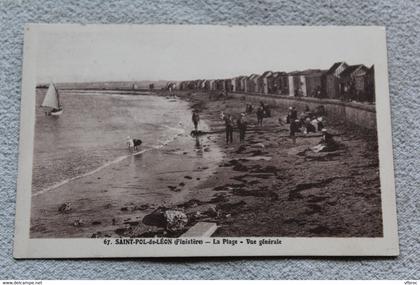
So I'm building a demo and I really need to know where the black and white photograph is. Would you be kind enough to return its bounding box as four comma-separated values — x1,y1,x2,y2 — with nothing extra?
14,24,398,257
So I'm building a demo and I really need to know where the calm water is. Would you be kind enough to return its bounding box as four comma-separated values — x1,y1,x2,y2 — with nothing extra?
33,89,195,194
31,89,224,237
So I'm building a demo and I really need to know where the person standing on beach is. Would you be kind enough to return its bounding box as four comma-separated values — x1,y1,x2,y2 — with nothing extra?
290,119,300,144
237,113,247,143
256,106,264,127
291,106,298,121
224,114,234,144
192,110,200,131
287,106,298,123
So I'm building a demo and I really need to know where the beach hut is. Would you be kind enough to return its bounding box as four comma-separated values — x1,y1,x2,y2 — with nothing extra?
224,79,233,92
195,80,202,90
288,74,294,96
339,64,369,102
230,78,236,92
259,71,273,94
288,71,307,97
325,61,348,99
186,80,193,90
205,80,210,90
245,74,260,93
210,80,217,91
200,80,206,90
238,76,247,92
232,76,246,92
187,81,194,90
254,74,263,93
214,79,224,91
353,66,371,101
271,72,289,95
303,70,326,98
199,80,206,90
195,80,201,90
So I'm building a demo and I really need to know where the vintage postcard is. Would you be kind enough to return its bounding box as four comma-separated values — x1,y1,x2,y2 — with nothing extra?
14,24,398,258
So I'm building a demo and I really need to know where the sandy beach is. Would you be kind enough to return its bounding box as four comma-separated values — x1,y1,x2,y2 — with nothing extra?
162,91,382,237
31,90,382,238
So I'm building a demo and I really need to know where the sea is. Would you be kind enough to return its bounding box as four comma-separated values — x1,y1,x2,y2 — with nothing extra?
33,89,217,195
31,88,224,237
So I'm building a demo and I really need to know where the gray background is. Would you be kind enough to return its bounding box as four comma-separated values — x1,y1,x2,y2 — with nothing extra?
0,0,419,279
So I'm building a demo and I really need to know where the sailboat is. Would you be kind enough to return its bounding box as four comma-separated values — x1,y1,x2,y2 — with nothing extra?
41,82,63,116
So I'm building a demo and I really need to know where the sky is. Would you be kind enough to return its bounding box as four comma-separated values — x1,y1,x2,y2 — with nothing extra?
34,25,385,83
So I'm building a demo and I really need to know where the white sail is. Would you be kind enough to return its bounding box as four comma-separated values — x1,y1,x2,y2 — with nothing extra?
41,83,59,109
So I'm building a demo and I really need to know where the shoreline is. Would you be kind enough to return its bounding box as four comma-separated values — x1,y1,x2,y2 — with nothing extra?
31,91,383,238
30,93,224,238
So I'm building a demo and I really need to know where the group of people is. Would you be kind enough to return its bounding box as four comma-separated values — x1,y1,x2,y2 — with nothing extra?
287,105,325,137
222,112,247,144
192,102,338,152
246,101,271,127
192,109,247,145
287,105,339,151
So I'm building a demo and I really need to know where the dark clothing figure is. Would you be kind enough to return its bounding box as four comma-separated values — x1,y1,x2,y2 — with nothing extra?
290,120,300,144
192,112,200,131
224,116,234,144
303,105,313,119
237,116,247,142
290,120,300,137
287,107,298,123
256,107,264,127
245,104,254,114
291,109,298,120
319,131,339,152
306,123,316,133
320,132,334,145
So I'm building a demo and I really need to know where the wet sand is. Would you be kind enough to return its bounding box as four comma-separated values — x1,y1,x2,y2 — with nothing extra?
31,91,382,238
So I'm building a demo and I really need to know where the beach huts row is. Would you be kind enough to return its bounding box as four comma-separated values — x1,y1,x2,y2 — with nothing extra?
176,62,375,103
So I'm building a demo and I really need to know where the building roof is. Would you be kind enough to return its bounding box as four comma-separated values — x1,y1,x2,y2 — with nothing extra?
272,71,288,77
340,64,367,78
247,74,260,80
326,62,347,75
261,71,273,77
